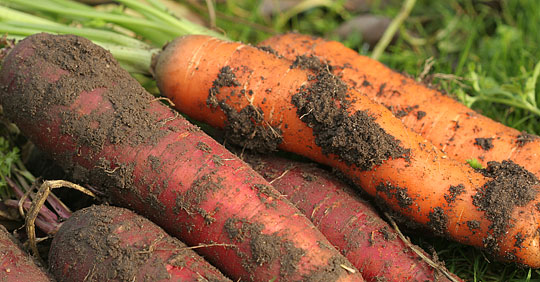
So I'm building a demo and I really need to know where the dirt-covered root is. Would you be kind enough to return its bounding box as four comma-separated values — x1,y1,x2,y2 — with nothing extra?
49,205,231,282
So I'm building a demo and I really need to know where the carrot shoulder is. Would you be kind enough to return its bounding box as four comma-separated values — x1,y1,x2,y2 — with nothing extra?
259,33,540,177
154,34,540,267
0,33,363,282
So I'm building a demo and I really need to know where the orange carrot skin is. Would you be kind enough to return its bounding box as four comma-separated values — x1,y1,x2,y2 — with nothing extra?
0,33,364,282
0,226,52,282
49,205,232,282
259,33,540,177
154,35,540,267
245,154,462,282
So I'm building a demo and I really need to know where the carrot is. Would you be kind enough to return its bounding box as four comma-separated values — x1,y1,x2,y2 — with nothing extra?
153,34,540,267
49,205,232,282
0,33,364,282
0,225,52,282
258,33,540,177
243,153,463,282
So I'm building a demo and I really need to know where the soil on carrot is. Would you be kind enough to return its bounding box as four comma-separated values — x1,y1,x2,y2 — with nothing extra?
290,57,409,170
416,110,427,120
223,217,305,277
1,34,168,196
474,137,494,151
444,184,465,204
427,207,449,236
51,205,171,281
256,45,282,58
384,104,419,118
207,66,283,153
516,131,539,147
375,181,413,209
174,172,224,225
472,160,539,254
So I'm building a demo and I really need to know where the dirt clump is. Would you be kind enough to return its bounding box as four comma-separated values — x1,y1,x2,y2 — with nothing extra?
472,160,539,253
290,57,409,170
474,137,494,151
207,66,283,153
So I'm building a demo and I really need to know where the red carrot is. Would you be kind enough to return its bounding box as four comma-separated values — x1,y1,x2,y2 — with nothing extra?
0,225,52,282
153,34,540,267
49,205,232,282
259,33,540,177
244,153,463,282
0,33,363,281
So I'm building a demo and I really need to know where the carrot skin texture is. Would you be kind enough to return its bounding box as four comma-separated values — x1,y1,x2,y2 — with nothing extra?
154,35,540,267
0,226,52,282
49,205,231,282
259,33,540,177
0,33,363,282
245,154,462,282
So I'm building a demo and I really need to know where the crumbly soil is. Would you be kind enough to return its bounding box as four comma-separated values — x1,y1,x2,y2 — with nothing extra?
443,184,465,204
474,137,494,151
223,217,305,277
472,160,539,253
174,172,224,225
207,66,283,153
50,205,171,282
516,131,539,147
416,110,427,120
427,207,449,236
384,104,418,118
290,56,409,170
375,181,413,209
1,33,168,197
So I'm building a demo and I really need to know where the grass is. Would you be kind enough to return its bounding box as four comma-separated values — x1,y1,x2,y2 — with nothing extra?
0,0,539,280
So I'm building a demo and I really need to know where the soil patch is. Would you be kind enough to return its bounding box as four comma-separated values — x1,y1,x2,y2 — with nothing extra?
375,182,413,209
416,110,426,120
516,131,538,147
427,207,448,236
223,217,305,277
444,184,465,204
472,160,539,253
290,58,409,170
474,137,494,151
207,66,283,153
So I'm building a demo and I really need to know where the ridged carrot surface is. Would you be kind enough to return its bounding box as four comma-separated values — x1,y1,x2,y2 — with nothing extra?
154,34,540,267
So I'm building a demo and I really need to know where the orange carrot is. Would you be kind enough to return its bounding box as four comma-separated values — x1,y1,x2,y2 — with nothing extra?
153,34,540,267
259,33,540,177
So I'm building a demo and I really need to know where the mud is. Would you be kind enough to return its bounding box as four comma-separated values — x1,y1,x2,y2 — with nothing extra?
474,137,494,151
207,66,283,152
472,160,539,253
223,217,305,277
516,131,539,147
375,182,413,209
444,184,465,204
291,58,409,170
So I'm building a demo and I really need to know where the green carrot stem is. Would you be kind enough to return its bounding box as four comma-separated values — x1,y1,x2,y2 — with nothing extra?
2,0,177,36
0,21,150,49
0,5,61,26
114,0,227,40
